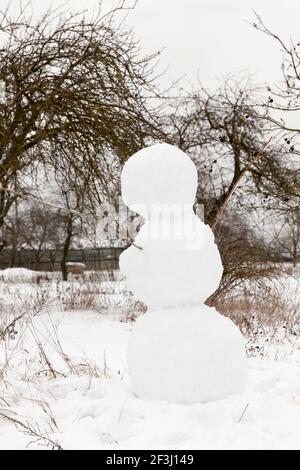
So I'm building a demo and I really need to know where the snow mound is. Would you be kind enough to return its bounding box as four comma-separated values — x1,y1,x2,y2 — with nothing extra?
128,306,247,404
66,262,86,268
0,267,40,282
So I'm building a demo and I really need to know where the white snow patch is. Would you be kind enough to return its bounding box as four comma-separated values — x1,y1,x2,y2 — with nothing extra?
0,311,300,450
0,267,40,282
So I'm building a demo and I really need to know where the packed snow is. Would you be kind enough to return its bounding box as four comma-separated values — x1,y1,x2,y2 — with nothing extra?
120,143,246,403
121,143,197,215
120,221,223,307
128,306,247,403
0,267,40,282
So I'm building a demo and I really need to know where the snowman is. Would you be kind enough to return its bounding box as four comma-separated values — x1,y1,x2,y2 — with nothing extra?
120,143,247,404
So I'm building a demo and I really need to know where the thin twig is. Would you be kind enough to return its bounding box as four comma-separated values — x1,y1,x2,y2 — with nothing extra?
0,411,63,450
238,402,250,423
0,186,80,216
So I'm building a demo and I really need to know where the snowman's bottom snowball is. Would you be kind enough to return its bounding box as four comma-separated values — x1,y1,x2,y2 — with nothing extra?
128,305,247,404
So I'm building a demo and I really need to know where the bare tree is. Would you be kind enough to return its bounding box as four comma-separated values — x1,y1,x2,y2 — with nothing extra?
168,76,300,226
251,13,300,151
51,163,101,280
271,210,300,267
59,194,82,282
0,1,164,243
3,202,67,269
166,76,299,296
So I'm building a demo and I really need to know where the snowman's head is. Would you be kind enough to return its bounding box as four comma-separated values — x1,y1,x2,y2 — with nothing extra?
121,143,197,217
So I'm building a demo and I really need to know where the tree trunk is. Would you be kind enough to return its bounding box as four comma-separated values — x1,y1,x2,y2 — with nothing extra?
61,215,73,281
0,216,7,252
9,242,16,267
49,250,56,272
293,249,297,268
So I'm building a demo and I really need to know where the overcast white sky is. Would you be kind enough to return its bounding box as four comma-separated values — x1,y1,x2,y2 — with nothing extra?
10,0,300,91
129,0,300,90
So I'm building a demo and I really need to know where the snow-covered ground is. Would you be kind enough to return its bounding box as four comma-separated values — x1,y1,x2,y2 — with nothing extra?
1,271,300,450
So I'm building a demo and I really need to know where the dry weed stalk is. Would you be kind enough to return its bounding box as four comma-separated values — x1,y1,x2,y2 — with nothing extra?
0,410,62,450
47,318,109,379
